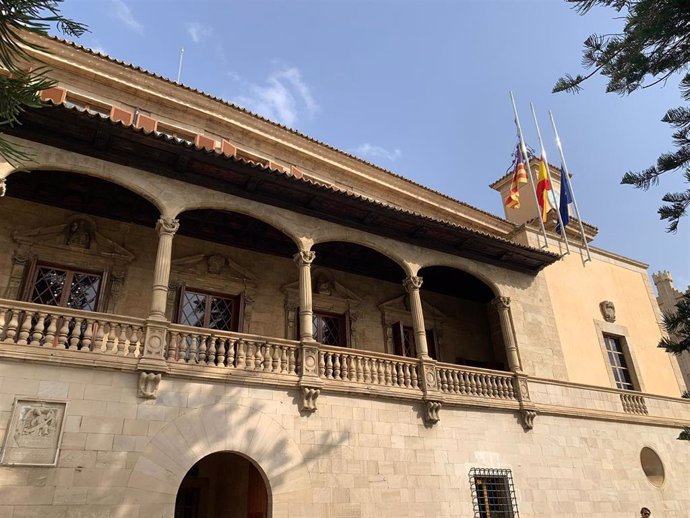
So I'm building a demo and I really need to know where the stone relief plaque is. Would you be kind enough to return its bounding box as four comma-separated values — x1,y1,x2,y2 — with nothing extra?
0,399,67,466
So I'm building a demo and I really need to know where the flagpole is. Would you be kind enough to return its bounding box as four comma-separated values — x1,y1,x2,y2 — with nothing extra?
510,92,549,249
548,111,592,263
530,102,570,255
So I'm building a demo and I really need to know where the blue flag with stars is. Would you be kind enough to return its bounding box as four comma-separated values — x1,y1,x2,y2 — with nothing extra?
556,165,572,235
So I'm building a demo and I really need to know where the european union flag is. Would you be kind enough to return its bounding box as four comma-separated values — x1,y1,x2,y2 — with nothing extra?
555,165,572,235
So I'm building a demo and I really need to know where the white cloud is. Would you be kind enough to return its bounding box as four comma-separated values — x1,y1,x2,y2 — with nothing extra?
234,67,319,126
186,22,213,43
111,0,144,35
351,143,402,162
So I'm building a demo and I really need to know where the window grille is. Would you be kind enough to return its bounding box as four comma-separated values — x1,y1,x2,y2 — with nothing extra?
469,468,519,518
178,288,239,332
312,311,346,346
30,265,102,312
603,335,634,390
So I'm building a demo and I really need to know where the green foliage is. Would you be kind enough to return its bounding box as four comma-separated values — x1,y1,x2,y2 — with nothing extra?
659,291,690,354
679,427,690,441
555,0,690,232
0,0,87,164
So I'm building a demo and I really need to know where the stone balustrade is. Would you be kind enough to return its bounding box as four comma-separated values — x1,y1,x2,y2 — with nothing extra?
0,299,145,356
436,364,516,400
166,324,300,376
319,345,420,390
620,393,649,415
0,298,688,429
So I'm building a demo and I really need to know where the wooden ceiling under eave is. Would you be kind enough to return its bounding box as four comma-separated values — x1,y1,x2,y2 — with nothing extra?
7,105,559,274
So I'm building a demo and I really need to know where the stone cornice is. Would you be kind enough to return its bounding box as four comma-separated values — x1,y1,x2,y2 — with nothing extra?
22,33,516,238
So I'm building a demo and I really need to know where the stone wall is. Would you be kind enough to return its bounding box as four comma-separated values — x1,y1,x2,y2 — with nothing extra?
0,361,689,518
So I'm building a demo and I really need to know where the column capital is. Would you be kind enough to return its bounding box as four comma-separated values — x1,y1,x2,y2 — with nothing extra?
156,217,179,236
491,296,511,310
294,250,316,266
403,275,423,292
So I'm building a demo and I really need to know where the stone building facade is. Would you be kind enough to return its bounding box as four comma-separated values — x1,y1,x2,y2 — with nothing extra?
0,34,689,518
653,271,690,392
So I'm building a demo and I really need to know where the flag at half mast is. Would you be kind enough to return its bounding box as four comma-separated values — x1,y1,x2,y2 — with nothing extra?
504,144,528,208
536,155,552,222
556,164,572,235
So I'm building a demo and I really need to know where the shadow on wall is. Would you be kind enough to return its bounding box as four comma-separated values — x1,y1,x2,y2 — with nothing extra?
120,391,350,518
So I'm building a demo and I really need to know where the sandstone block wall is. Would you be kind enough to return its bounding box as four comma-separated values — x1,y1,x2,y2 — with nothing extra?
0,361,689,518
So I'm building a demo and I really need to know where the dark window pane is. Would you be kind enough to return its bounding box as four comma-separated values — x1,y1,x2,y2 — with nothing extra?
31,268,67,306
180,292,206,327
471,469,516,518
313,312,346,346
209,296,234,331
67,273,101,311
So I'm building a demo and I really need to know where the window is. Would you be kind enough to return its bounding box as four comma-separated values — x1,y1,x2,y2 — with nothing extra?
469,468,519,518
392,322,437,360
312,311,347,346
28,264,103,312
178,288,240,331
604,334,635,390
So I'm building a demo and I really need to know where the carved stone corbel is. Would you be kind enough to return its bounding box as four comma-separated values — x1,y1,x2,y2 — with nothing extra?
519,409,537,431
514,373,537,431
423,399,442,425
138,372,162,399
299,386,320,412
297,341,323,413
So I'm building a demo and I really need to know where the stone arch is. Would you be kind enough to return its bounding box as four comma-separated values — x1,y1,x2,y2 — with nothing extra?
124,401,312,517
2,157,169,217
173,199,304,251
416,263,510,370
415,257,502,298
311,233,413,277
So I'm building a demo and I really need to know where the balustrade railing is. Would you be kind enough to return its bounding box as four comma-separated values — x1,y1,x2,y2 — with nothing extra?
0,300,145,356
319,346,420,389
620,393,649,415
436,364,516,400
166,324,300,375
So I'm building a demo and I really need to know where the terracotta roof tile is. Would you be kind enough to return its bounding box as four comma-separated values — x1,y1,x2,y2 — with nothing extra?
42,100,558,261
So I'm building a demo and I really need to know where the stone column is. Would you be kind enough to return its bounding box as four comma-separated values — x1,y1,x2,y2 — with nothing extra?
294,250,323,413
491,296,522,373
294,250,316,342
403,275,442,425
148,217,179,321
403,276,429,359
138,217,179,382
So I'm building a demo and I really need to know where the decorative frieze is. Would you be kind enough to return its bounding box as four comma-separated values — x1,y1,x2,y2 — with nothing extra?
0,399,67,466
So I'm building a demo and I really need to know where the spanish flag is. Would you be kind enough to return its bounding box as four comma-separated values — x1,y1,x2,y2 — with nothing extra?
536,155,552,222
504,145,528,208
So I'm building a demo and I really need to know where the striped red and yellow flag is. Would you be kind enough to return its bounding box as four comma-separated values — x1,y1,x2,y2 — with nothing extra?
504,145,528,208
536,155,552,222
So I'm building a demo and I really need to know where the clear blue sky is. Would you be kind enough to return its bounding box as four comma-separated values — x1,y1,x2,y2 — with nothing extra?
54,0,690,290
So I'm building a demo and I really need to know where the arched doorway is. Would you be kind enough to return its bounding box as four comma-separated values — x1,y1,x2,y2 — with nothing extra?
175,451,269,518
